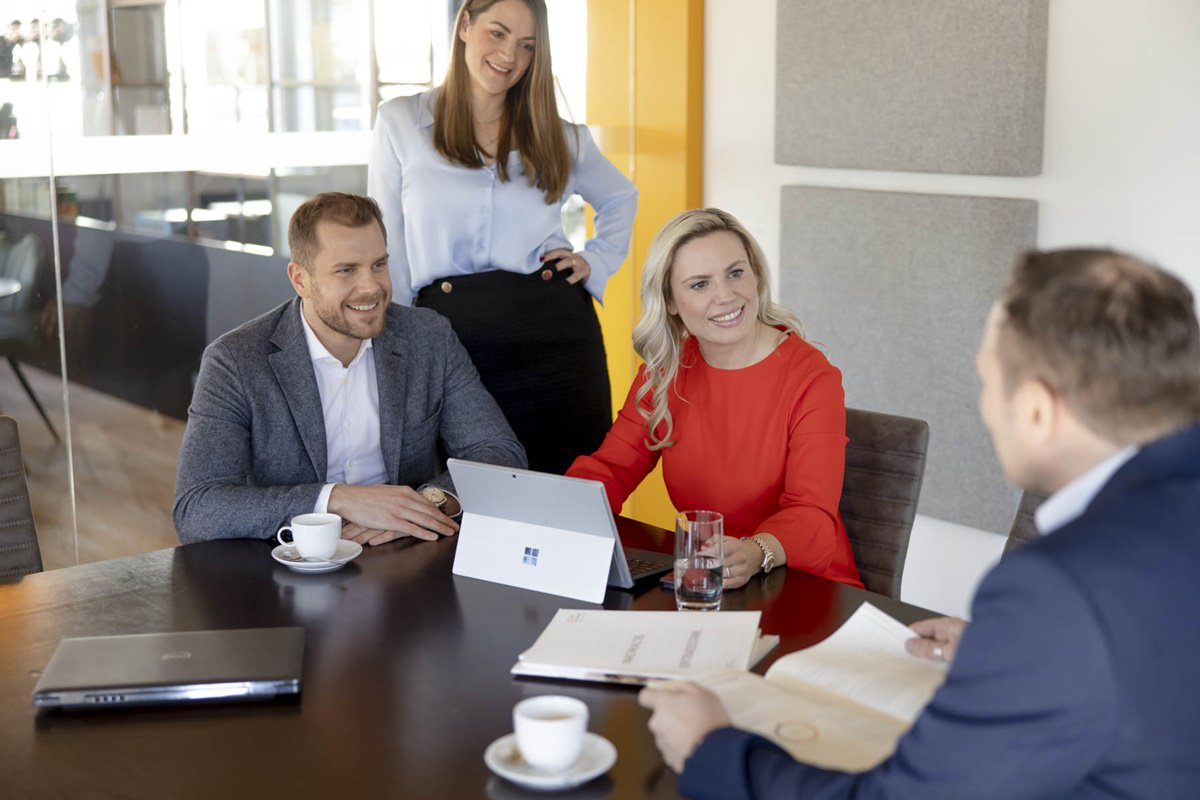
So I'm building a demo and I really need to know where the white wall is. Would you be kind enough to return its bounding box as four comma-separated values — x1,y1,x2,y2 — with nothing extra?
703,0,1200,616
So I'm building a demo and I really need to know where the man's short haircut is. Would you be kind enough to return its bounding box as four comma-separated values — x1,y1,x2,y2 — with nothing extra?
998,248,1200,445
287,192,386,270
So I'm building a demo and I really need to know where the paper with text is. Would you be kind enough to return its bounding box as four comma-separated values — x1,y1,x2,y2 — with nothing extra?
687,603,947,771
512,609,767,683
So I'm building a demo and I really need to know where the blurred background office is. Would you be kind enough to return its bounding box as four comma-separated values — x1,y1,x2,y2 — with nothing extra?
2,1,1198,621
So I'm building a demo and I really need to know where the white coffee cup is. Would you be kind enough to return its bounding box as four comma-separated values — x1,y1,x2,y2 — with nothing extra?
513,695,588,772
277,512,341,560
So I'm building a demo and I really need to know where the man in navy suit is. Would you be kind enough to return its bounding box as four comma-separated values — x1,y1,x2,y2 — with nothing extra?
640,248,1200,798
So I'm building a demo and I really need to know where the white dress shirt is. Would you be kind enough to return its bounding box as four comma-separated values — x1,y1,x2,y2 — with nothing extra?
299,307,388,512
1034,446,1138,535
368,89,638,306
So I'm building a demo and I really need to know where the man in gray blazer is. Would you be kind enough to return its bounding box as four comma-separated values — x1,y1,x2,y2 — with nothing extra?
174,192,526,545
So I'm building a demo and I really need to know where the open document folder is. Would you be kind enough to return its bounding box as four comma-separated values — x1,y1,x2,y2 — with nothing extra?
512,610,780,685
679,603,948,772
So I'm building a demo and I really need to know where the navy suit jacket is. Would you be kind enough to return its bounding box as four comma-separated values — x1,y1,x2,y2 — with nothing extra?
174,298,526,542
680,423,1200,799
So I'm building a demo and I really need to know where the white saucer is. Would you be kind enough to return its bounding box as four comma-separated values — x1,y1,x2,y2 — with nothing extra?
271,540,363,573
484,732,616,791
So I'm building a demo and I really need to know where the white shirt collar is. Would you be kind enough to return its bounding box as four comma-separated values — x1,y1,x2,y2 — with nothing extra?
298,302,373,368
1034,446,1139,535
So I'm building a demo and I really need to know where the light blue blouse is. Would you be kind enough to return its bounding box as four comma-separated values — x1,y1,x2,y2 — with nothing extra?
368,89,638,306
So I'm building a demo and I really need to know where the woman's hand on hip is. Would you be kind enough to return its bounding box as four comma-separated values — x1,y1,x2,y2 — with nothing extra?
542,248,591,285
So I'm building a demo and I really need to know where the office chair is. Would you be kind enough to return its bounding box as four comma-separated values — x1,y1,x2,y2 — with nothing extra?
0,230,60,443
1002,490,1046,556
0,415,43,577
839,408,931,598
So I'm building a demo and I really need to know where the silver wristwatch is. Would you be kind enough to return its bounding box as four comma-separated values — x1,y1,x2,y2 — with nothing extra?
419,485,448,511
743,535,776,574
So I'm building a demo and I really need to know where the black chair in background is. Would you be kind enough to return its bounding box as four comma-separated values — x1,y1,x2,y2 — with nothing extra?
0,230,59,443
839,408,931,598
1003,490,1047,556
0,415,43,578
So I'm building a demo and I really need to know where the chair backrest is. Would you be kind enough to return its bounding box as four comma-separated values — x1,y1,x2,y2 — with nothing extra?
1002,490,1046,557
838,408,931,598
0,415,42,578
0,231,45,314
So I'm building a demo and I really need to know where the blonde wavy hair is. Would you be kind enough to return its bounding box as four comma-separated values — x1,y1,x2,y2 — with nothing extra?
434,0,572,204
633,208,806,450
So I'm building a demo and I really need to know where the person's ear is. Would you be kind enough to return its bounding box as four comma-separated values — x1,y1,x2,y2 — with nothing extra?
287,261,310,298
1015,378,1060,449
458,11,471,43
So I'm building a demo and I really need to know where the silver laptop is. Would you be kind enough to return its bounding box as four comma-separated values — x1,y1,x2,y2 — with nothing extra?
32,627,304,710
448,459,674,604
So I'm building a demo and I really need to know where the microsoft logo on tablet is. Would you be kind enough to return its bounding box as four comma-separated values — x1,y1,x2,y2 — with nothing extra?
522,547,539,566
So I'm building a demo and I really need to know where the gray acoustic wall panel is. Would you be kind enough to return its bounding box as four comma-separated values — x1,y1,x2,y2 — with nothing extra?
775,0,1049,176
780,186,1037,532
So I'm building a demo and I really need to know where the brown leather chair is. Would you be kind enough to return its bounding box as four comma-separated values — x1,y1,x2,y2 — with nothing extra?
839,408,931,598
1002,490,1046,556
0,415,42,578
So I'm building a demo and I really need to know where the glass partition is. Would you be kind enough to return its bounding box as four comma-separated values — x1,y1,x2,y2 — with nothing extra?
1,0,589,569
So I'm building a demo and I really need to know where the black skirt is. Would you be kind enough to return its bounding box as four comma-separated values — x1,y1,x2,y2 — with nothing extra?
415,266,612,474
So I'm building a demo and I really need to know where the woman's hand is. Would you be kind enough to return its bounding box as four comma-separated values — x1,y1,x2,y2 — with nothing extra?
716,536,761,590
541,248,591,285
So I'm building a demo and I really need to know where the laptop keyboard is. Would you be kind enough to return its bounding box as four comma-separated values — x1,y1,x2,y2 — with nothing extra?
627,557,670,579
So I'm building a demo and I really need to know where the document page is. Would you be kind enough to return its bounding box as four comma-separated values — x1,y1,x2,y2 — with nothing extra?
513,609,764,682
765,602,947,723
688,669,910,772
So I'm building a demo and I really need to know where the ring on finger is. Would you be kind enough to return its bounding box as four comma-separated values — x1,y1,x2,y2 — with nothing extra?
932,645,945,661
723,567,731,579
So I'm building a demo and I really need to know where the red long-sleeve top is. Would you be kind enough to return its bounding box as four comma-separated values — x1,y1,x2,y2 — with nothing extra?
568,332,863,587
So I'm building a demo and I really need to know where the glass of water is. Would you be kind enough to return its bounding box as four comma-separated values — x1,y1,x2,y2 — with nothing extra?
674,510,724,611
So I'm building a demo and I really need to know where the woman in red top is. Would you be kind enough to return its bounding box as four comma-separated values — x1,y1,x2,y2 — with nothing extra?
568,208,862,588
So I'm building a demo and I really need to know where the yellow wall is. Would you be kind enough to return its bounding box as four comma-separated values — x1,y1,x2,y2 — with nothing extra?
588,0,704,530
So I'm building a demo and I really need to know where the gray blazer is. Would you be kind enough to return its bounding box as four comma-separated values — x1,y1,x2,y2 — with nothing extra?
173,298,526,543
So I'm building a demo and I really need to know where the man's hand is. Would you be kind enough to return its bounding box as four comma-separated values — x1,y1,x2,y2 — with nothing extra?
328,484,458,546
638,682,731,773
906,615,968,663
340,522,397,547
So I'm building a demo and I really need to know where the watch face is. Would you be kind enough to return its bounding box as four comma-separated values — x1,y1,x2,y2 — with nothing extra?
421,487,447,507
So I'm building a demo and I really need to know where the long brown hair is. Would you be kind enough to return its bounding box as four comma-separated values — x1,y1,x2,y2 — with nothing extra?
434,0,571,204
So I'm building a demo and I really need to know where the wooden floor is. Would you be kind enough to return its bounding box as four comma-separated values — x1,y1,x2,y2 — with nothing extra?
0,362,183,571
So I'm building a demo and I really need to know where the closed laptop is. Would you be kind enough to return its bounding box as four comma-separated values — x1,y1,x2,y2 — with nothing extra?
32,627,304,710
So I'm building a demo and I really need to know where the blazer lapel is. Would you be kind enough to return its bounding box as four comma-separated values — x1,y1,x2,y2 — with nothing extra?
374,315,408,485
268,299,328,480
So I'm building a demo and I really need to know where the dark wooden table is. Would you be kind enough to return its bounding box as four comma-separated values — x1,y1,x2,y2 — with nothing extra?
0,518,932,798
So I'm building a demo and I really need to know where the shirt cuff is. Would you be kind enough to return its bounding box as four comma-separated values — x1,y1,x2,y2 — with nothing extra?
314,483,337,514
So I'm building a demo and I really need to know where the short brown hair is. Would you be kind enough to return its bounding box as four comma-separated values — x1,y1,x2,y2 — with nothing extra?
997,248,1200,444
288,192,386,268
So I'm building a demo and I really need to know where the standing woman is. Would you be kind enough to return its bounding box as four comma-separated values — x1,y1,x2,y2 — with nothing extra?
368,0,637,474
